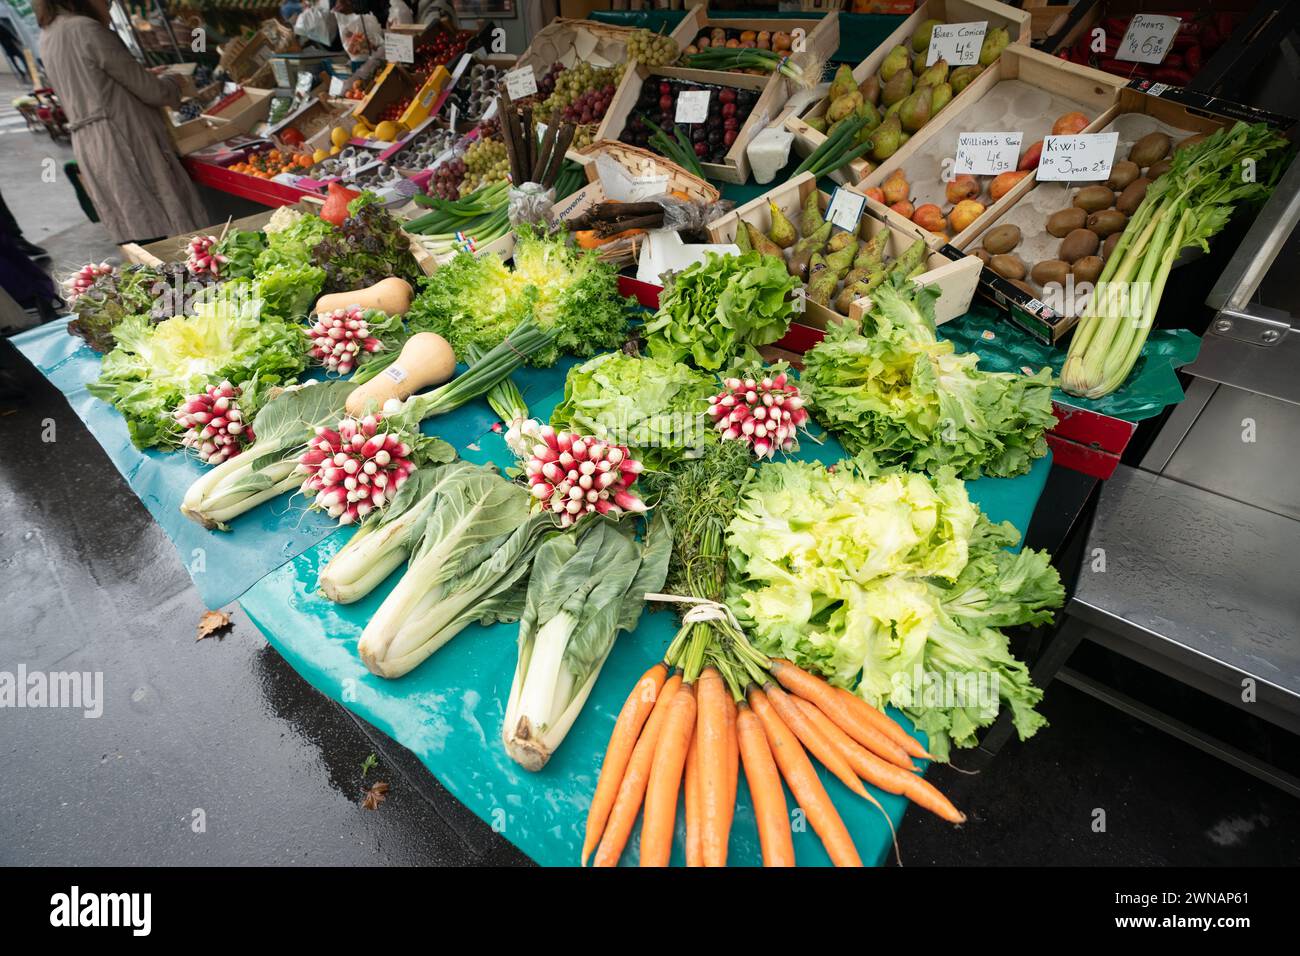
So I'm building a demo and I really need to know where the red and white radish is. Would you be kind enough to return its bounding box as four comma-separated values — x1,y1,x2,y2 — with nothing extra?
174,380,255,465
307,305,385,376
707,371,808,459
185,235,226,279
66,262,113,301
508,421,646,528
297,414,415,525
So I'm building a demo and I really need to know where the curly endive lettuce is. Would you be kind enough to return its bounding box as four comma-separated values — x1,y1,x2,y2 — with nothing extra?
549,351,717,469
725,457,1064,760
255,212,338,272
253,262,325,322
642,250,800,371
802,280,1055,479
87,290,306,449
405,227,632,367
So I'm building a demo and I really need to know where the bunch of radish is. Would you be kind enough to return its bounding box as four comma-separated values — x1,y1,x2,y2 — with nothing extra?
307,306,384,376
174,381,254,465
66,262,114,301
297,415,415,525
512,422,646,527
185,235,226,278
708,371,808,459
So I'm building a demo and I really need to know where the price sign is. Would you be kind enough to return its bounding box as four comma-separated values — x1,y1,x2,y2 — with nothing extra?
328,75,346,97
824,186,866,232
954,131,1022,175
1117,14,1181,65
675,90,711,124
447,103,459,130
928,21,986,66
384,32,414,64
505,66,538,99
1036,132,1119,182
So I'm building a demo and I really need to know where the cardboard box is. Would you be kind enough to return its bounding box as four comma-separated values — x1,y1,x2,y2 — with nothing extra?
785,0,1031,185
352,64,419,128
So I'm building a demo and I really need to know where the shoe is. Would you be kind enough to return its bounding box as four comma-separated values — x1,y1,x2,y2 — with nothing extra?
16,237,49,260
36,297,62,325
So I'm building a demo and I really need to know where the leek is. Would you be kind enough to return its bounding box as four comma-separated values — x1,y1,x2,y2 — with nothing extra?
502,513,671,771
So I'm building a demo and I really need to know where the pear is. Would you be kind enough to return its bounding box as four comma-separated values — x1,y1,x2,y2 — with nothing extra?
878,44,909,83
825,240,858,278
950,65,983,95
745,221,783,258
828,64,858,104
807,267,839,307
980,27,1010,67
809,251,828,275
826,230,856,254
733,219,752,252
930,82,952,114
899,86,933,133
853,229,889,268
911,18,943,54
826,90,863,125
805,114,828,134
788,221,832,280
912,50,928,75
880,68,913,107
858,73,881,106
767,201,797,249
869,114,902,162
857,100,882,131
918,59,949,87
799,190,823,236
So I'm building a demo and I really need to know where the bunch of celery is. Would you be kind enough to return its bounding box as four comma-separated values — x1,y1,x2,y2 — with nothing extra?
502,514,671,771
1061,122,1288,399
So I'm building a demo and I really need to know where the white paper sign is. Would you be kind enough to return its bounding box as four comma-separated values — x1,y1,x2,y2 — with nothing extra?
928,21,986,66
449,54,473,88
824,187,866,232
1036,133,1120,182
954,131,1023,175
536,121,548,142
1117,14,1181,65
328,76,346,97
675,90,711,124
505,66,538,99
384,32,414,64
447,103,458,130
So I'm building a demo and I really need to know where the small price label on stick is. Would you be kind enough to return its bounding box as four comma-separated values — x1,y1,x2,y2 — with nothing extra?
328,75,345,97
384,32,414,64
1036,132,1119,182
824,187,866,232
954,131,1022,175
928,21,986,66
1117,14,1181,65
675,90,711,124
505,66,538,99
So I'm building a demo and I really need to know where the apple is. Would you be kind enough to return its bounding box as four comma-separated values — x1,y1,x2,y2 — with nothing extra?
1051,111,1089,136
945,173,979,204
1018,139,1043,170
949,198,986,233
912,203,947,233
889,199,915,219
864,186,886,204
882,170,910,205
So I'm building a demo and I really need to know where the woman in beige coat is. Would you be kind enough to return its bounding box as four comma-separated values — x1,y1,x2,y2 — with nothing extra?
37,0,209,243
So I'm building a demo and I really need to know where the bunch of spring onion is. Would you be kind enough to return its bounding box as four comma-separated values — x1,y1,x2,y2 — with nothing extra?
792,111,874,178
1061,122,1288,399
641,116,706,179
180,318,555,530
465,342,528,425
680,48,825,89
405,180,512,261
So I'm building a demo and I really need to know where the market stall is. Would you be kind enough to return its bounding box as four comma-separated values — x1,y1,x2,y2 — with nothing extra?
13,1,1297,867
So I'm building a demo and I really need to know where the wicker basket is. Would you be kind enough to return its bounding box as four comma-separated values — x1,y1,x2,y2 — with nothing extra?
260,18,298,53
518,17,640,73
579,140,720,205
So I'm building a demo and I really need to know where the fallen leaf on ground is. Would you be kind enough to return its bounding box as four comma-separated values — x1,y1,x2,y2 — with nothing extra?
362,781,390,810
197,609,233,642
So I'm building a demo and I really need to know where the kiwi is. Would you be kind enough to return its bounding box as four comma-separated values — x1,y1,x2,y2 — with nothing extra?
1147,159,1172,179
989,254,1026,280
1031,259,1070,287
971,248,991,265
1102,232,1121,260
1008,278,1038,297
1073,185,1115,212
982,224,1022,255
1105,160,1140,191
1175,132,1207,153
1128,131,1171,169
1046,207,1087,238
1072,255,1104,284
1117,178,1150,215
1059,228,1100,263
1086,209,1127,238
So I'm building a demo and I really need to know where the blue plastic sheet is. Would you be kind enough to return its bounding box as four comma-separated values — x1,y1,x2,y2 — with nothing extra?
10,320,573,607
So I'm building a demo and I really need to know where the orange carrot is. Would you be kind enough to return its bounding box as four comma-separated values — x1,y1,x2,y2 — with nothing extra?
685,730,702,867
722,690,739,849
639,681,697,867
834,686,931,759
749,686,862,867
737,702,794,867
592,672,681,867
795,697,966,825
762,682,872,800
697,667,730,867
769,659,924,765
582,662,668,866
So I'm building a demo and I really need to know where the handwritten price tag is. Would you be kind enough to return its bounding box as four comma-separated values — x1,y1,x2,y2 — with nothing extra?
954,131,1023,175
1036,133,1119,182
675,90,711,124
505,66,538,99
928,21,986,67
1117,14,1181,65
384,32,414,64
328,75,346,97
824,187,866,232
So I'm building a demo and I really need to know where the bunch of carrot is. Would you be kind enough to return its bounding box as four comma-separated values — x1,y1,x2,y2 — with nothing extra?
581,611,966,867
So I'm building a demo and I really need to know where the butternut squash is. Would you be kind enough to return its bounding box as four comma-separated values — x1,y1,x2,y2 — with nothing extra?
345,332,456,417
314,277,414,317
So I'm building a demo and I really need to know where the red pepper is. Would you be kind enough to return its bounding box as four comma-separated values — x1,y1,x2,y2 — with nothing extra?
1184,44,1202,73
1163,52,1184,69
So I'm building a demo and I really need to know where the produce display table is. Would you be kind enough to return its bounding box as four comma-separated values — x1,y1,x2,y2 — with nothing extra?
184,156,319,210
11,316,1050,866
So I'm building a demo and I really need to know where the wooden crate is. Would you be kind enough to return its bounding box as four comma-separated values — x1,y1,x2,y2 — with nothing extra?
578,140,721,204
1021,0,1074,42
785,0,1031,186
860,45,1125,251
707,172,981,328
671,4,840,74
597,64,786,185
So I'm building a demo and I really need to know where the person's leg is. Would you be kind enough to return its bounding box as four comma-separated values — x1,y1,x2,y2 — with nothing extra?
0,189,47,259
